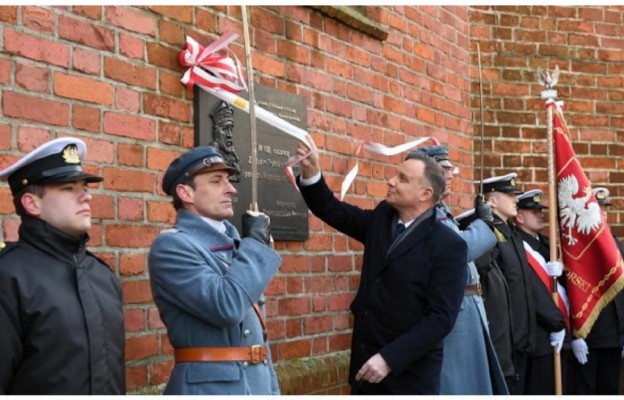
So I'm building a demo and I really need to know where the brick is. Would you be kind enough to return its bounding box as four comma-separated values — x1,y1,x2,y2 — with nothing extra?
159,70,185,97
119,197,144,221
17,127,51,152
254,53,285,78
146,147,180,171
278,297,310,316
3,92,69,126
125,365,147,391
0,125,10,150
106,224,158,247
0,6,17,23
15,63,49,92
72,105,100,133
118,143,144,167
125,334,159,360
4,28,69,67
122,279,154,304
102,167,154,192
150,360,174,385
124,308,145,332
158,20,185,46
90,194,114,219
2,218,20,241
72,48,100,75
147,307,165,329
120,252,146,276
0,188,13,214
106,6,156,36
196,8,216,32
148,6,193,23
119,33,144,60
146,42,181,71
103,112,156,140
287,276,303,294
59,15,114,51
23,6,54,34
0,58,10,84
54,72,113,105
104,57,157,89
114,87,140,112
72,6,101,20
147,200,175,224
143,93,190,122
278,339,311,360
158,121,183,145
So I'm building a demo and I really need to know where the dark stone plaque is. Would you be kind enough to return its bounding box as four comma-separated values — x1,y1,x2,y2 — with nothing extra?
194,84,309,241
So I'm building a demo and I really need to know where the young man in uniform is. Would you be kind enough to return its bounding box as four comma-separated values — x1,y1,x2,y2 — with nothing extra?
0,137,125,394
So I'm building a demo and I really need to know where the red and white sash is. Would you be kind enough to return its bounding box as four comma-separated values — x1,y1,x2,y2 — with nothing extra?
523,241,571,330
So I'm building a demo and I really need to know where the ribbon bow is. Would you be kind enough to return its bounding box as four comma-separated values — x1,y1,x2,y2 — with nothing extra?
179,33,247,93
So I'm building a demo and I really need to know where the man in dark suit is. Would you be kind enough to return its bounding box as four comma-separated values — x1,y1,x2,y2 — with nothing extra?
294,142,467,395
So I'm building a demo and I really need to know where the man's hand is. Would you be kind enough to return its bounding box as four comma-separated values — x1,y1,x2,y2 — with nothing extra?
296,139,320,179
242,211,271,245
354,353,391,384
550,329,565,353
572,338,589,364
546,261,563,277
475,194,494,226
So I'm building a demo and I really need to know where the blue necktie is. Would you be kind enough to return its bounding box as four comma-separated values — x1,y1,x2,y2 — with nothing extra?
394,223,406,240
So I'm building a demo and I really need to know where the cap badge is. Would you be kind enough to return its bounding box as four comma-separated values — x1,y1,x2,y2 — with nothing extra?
510,178,516,186
596,192,605,200
62,145,80,164
533,194,540,202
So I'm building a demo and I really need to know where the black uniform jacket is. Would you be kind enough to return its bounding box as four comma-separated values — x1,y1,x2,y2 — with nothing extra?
492,217,537,354
0,215,125,394
518,230,566,357
298,175,467,394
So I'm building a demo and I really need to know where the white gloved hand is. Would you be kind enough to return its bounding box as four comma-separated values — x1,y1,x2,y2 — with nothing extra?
571,338,589,364
546,261,563,277
550,329,566,353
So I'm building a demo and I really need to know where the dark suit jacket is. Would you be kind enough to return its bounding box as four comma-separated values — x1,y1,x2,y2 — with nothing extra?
298,175,467,394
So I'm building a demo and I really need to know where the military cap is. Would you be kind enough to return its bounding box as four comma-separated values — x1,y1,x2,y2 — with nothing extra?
476,172,523,195
517,189,548,210
162,145,239,195
0,137,102,196
410,145,453,168
593,187,612,206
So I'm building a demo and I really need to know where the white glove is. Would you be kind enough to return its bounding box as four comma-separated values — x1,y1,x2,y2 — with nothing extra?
549,329,565,353
571,338,589,364
546,261,563,277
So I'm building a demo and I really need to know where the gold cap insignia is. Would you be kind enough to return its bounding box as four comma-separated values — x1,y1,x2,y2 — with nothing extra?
510,178,516,186
0,242,5,250
62,144,81,164
596,191,605,199
533,194,541,202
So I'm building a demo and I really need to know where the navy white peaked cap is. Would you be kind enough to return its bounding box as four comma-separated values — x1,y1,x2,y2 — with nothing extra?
0,137,102,195
475,172,523,195
517,189,548,210
593,187,612,206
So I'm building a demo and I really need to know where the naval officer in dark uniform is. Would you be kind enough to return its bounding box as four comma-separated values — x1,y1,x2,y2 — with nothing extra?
0,137,125,394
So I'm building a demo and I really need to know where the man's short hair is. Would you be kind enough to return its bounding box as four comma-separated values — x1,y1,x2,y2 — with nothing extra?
405,151,446,204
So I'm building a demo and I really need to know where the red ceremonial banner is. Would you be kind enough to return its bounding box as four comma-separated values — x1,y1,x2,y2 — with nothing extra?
551,101,624,338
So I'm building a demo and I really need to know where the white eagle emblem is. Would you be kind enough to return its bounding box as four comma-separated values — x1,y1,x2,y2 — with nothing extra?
558,174,601,245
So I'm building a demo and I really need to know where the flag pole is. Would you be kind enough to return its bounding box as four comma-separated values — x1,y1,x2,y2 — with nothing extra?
538,65,562,395
241,5,258,213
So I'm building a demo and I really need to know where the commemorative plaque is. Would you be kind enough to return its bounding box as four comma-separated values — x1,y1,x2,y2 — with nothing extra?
194,84,309,241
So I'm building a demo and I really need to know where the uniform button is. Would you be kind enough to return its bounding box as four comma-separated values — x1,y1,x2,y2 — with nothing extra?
243,362,249,368
364,310,370,316
375,277,381,283
361,343,365,349
243,329,251,336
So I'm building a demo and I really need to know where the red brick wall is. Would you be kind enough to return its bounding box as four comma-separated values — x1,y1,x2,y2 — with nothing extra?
0,6,473,393
471,6,624,235
3,5,622,394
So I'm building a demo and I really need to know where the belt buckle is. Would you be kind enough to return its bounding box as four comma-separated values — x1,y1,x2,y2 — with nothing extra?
250,345,263,364
476,282,482,296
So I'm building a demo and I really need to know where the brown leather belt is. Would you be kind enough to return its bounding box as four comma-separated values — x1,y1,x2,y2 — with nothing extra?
174,345,267,364
465,282,482,296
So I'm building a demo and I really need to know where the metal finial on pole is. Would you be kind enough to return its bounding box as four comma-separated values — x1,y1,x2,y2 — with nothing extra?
241,5,258,212
538,63,562,396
